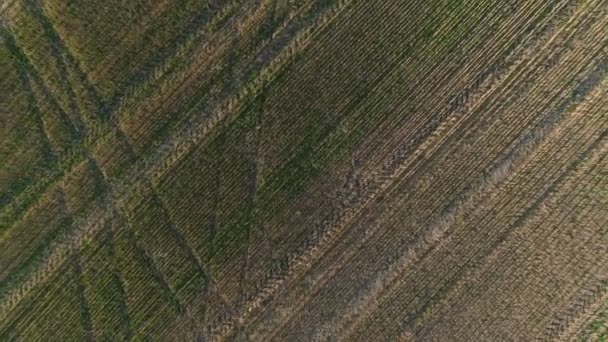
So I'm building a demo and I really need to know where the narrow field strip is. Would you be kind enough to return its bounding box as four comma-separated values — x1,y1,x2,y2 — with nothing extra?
0,25,58,160
0,1,237,225
0,0,329,236
314,68,608,341
71,253,94,341
410,143,608,341
241,0,600,336
2,1,84,133
0,0,250,227
79,225,133,340
535,184,608,339
0,0,354,330
348,74,608,341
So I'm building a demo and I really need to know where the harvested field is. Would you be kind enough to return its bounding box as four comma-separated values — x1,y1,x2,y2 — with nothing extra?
0,0,606,340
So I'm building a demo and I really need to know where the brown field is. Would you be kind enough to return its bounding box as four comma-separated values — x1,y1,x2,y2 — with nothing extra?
0,0,606,340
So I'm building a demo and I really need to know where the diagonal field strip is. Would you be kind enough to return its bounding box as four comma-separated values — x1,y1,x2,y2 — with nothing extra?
553,281,608,341
2,0,607,339
535,159,608,340
397,111,608,341
22,0,85,129
397,145,608,342
0,25,58,161
345,44,608,338
0,0,330,234
0,0,242,229
270,24,604,342
151,188,233,311
312,59,608,342
0,0,355,324
102,223,134,340
239,93,265,305
235,0,601,338
0,0,324,226
71,253,94,341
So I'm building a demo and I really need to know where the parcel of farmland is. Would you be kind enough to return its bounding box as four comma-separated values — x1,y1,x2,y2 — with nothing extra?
0,0,607,340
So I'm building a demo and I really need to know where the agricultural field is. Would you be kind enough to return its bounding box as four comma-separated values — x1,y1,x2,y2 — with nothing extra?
0,0,606,340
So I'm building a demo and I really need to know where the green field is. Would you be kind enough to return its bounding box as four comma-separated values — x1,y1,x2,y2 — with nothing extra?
1,0,607,340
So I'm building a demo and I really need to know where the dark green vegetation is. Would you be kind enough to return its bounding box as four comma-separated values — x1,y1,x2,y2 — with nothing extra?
1,0,607,340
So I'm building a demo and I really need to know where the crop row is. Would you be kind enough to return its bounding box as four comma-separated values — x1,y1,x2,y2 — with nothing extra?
152,0,456,324
0,0,315,286
0,2,110,230
0,35,56,212
243,0,606,338
0,0,245,227
411,139,608,341
42,0,223,102
241,0,564,336
0,259,88,340
238,0,504,292
3,0,87,132
347,68,608,341
0,0,319,236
